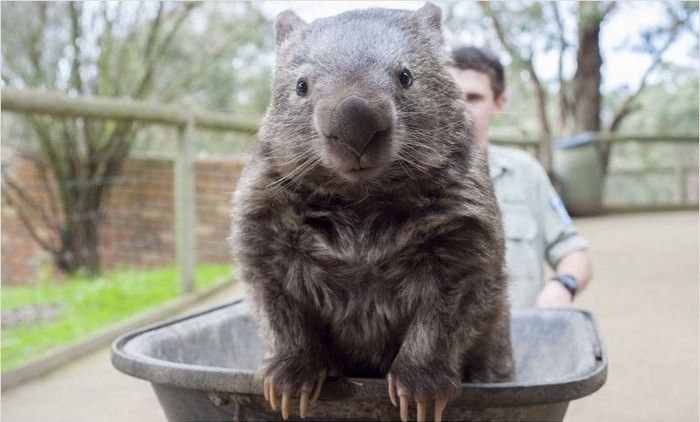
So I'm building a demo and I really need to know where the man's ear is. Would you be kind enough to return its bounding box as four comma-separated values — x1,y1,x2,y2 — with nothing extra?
495,93,508,112
274,10,307,47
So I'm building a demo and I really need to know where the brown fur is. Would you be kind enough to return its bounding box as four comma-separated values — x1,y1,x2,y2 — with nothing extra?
230,3,513,402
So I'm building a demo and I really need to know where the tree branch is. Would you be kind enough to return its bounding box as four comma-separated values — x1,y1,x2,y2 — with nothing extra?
97,2,115,97
69,2,84,94
551,2,571,134
601,2,617,19
608,9,686,132
13,151,63,233
1,165,61,254
131,3,165,99
27,115,64,179
480,1,552,170
479,2,524,65
27,2,49,87
144,2,165,61
33,156,62,224
133,3,198,99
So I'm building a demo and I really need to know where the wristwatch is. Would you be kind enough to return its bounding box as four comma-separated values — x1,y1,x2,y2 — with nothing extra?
550,273,578,297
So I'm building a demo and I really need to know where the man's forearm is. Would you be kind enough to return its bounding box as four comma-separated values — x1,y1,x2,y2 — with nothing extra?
536,249,593,308
554,249,593,294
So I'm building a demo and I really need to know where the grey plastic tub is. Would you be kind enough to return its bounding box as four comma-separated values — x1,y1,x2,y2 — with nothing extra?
554,132,606,216
111,300,607,421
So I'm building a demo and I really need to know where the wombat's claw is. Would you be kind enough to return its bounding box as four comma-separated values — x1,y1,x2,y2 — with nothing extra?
263,370,327,420
434,398,448,422
298,370,326,418
387,373,398,406
386,375,449,422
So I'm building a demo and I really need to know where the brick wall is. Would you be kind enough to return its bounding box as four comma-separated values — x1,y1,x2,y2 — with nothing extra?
1,156,245,285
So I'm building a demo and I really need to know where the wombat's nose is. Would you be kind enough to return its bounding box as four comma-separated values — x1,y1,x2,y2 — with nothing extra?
328,95,391,157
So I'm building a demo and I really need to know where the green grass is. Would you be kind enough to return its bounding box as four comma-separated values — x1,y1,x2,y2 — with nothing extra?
1,263,234,372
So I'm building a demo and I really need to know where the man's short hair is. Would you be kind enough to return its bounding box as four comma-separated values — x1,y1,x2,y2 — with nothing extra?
451,46,505,99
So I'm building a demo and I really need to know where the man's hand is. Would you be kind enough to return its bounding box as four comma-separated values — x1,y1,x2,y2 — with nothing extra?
535,280,573,308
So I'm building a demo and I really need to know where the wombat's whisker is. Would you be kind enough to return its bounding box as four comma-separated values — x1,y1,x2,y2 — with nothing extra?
396,154,431,174
264,138,323,167
394,156,421,180
402,120,469,136
268,153,317,168
266,155,321,192
399,142,443,163
282,156,321,181
397,143,430,160
398,146,436,165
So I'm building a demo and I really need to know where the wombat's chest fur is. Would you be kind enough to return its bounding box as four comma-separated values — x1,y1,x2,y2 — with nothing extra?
266,190,455,375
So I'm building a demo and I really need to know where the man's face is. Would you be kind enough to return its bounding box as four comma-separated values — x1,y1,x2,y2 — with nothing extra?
447,68,506,148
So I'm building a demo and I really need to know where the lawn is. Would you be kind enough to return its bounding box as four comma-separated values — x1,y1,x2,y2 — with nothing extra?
1,263,234,372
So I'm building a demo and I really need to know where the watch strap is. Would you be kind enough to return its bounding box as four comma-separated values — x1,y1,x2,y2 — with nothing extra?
551,273,578,297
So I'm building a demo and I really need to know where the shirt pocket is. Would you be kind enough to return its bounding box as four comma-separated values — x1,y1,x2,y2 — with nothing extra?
501,205,540,304
503,206,536,241
502,203,542,284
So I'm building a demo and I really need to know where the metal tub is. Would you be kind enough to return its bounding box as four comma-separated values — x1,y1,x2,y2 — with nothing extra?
111,300,607,421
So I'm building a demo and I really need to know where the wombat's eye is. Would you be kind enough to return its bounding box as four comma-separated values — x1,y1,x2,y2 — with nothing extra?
399,69,413,89
296,79,308,96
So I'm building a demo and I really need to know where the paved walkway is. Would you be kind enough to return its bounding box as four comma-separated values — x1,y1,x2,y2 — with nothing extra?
567,211,698,422
1,211,697,421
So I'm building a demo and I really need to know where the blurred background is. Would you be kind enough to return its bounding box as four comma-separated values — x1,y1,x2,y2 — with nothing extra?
0,1,698,421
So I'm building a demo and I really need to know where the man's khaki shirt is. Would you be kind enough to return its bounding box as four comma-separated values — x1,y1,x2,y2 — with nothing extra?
488,145,589,310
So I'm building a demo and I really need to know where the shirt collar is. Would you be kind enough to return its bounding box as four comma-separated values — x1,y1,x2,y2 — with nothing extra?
487,145,510,179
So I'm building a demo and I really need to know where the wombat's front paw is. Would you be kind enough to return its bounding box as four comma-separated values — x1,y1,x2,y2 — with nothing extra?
261,353,328,420
387,360,460,422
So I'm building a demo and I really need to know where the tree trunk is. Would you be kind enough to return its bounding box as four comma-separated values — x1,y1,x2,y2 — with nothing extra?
528,63,553,174
2,2,195,280
57,207,101,275
573,2,603,133
54,172,104,275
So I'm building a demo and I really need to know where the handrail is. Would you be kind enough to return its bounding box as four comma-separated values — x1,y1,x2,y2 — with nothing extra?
3,88,697,143
1,87,261,133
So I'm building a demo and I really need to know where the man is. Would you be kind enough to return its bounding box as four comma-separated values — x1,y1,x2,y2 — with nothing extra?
448,46,593,310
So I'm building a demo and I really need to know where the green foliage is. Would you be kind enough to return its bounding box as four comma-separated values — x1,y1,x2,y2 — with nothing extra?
154,2,273,113
441,0,698,139
129,3,272,157
578,2,613,29
1,263,234,371
614,76,699,135
0,2,275,275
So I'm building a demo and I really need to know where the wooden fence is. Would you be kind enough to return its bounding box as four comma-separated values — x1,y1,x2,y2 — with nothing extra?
2,88,258,294
2,88,698,292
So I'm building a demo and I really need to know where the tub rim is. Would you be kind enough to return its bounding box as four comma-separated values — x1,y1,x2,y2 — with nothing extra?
111,299,607,407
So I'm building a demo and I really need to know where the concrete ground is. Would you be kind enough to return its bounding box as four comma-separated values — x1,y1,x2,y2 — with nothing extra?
1,211,698,422
567,211,698,422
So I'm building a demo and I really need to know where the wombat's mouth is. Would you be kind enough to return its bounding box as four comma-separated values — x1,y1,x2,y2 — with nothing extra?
340,166,383,183
321,131,393,184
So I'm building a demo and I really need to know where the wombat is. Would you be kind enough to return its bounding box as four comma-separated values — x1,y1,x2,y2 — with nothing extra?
229,3,513,421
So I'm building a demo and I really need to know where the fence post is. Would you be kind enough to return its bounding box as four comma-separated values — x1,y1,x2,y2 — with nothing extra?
680,167,688,205
175,110,197,294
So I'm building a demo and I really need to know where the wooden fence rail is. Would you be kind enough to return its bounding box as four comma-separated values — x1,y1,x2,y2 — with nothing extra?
1,87,260,132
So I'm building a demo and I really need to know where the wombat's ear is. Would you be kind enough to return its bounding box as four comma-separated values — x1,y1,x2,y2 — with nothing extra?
411,2,442,32
274,10,308,47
